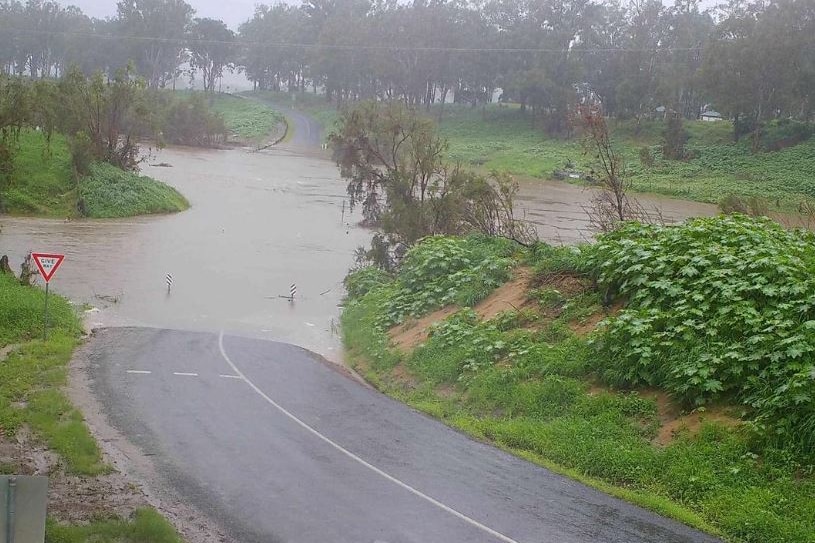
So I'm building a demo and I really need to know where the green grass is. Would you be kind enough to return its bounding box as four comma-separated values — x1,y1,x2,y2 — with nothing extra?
434,105,815,208
1,129,189,218
209,93,284,142
1,130,76,217
46,508,182,543
79,162,189,218
0,273,80,345
0,273,103,475
1,265,183,541
276,95,815,207
342,235,815,543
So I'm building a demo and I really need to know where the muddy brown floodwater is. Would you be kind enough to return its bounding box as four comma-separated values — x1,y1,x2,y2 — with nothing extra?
0,144,716,361
515,178,717,244
0,146,369,362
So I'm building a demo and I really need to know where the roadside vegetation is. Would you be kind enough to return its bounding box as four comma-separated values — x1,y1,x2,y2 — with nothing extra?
342,221,815,543
209,93,285,143
0,271,182,541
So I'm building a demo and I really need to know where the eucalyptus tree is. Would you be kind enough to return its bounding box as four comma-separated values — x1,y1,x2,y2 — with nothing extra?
189,17,234,92
115,0,194,88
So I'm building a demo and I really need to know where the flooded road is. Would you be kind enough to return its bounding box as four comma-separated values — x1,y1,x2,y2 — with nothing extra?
0,141,716,360
1,146,369,361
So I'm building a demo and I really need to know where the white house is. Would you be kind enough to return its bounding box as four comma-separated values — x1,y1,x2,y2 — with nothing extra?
700,110,723,122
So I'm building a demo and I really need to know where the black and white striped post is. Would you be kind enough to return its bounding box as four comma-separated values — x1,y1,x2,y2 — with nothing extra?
166,273,173,293
289,283,297,302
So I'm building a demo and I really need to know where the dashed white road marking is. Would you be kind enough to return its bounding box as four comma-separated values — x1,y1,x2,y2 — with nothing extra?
219,374,243,380
173,372,199,377
217,330,520,543
126,370,152,374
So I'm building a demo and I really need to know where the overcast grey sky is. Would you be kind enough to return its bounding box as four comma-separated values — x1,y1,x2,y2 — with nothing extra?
58,0,721,31
63,0,261,29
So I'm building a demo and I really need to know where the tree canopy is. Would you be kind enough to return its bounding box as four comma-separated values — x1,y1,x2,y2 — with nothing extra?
0,0,812,134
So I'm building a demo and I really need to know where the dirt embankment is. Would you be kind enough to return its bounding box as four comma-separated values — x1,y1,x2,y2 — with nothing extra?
385,266,741,446
389,268,536,352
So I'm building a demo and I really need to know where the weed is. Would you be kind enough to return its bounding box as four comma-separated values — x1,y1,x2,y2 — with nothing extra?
79,162,188,218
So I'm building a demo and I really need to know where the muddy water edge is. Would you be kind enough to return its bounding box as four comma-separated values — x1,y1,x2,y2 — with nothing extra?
0,144,717,361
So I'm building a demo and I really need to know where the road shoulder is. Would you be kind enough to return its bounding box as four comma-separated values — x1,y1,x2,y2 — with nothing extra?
68,328,234,543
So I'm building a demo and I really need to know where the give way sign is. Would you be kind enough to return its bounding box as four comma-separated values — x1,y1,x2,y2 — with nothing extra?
31,253,65,283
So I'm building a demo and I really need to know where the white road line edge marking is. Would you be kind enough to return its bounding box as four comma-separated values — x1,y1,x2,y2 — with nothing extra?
126,370,152,374
217,330,520,543
219,374,243,379
173,372,199,377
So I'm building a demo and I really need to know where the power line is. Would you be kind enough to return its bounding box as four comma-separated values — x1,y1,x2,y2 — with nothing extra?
2,27,706,54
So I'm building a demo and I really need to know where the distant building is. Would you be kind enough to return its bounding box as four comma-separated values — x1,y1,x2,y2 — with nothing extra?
700,110,723,122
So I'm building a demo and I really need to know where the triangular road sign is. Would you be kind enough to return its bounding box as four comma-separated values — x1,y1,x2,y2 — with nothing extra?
31,253,65,283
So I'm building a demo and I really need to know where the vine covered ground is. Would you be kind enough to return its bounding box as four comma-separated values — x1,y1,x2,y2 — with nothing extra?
342,217,815,543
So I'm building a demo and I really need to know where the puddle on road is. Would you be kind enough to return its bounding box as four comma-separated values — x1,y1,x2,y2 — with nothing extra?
0,145,716,361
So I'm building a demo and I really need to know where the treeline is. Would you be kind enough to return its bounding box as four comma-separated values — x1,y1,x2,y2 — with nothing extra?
1,0,813,137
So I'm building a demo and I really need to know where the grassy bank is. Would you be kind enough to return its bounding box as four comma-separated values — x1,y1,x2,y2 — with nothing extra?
341,225,815,543
436,105,815,208
0,130,188,218
209,93,285,142
79,162,188,218
245,93,815,207
0,273,181,541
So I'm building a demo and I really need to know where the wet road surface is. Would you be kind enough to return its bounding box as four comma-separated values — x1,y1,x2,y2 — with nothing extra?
87,327,719,543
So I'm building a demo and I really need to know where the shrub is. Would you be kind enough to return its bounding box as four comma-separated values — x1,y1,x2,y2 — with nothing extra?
344,266,391,300
381,236,514,325
639,146,654,168
587,215,815,455
756,119,814,152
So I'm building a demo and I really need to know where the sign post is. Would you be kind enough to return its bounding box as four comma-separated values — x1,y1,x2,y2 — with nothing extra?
31,253,65,341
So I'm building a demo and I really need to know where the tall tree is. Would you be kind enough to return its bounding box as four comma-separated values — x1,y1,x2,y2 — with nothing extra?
188,17,234,92
116,0,194,88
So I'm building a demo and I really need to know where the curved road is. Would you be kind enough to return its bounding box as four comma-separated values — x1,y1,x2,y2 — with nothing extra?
86,327,718,543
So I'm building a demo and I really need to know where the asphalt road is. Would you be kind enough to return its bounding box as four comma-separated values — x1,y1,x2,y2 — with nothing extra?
243,94,324,149
86,327,719,543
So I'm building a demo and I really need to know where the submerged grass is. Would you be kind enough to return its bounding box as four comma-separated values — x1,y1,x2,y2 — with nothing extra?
435,104,815,207
250,94,815,207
